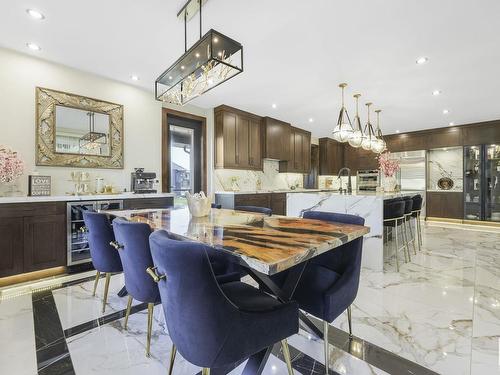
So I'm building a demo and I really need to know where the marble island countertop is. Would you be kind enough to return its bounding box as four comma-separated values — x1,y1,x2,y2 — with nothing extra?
216,189,424,199
103,207,369,275
0,192,174,204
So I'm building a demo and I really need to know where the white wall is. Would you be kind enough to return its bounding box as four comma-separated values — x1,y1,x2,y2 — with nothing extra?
0,47,214,195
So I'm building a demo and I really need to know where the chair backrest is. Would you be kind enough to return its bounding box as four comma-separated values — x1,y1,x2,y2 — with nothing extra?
234,205,272,216
411,194,423,211
112,218,159,303
384,200,405,220
83,212,122,273
149,230,239,367
402,197,413,215
303,211,365,300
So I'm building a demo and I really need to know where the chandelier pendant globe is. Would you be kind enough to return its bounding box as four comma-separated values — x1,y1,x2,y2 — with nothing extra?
361,102,376,151
332,83,354,142
348,93,365,148
372,109,387,154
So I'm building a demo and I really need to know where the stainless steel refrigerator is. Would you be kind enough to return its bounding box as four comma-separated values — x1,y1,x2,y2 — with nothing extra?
464,144,500,222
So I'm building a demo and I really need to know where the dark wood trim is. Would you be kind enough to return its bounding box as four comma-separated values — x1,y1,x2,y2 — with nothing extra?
161,107,207,193
214,104,262,120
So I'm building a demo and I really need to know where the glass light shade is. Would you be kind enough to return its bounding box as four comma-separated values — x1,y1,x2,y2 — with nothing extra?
332,123,353,142
371,138,384,153
348,130,364,147
361,136,372,151
155,29,243,105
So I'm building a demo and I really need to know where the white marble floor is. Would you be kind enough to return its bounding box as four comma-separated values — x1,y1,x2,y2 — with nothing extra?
0,222,498,375
332,222,500,375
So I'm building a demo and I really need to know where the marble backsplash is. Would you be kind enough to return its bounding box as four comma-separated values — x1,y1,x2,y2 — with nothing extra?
427,147,463,191
213,160,305,192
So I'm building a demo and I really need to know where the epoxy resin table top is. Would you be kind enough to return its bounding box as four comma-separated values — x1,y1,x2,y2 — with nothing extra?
104,207,370,275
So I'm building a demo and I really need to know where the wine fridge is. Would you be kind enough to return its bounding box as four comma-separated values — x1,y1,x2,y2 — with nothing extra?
464,144,500,222
66,200,123,266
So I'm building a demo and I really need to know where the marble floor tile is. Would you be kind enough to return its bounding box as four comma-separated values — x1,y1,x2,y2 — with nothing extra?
0,294,37,375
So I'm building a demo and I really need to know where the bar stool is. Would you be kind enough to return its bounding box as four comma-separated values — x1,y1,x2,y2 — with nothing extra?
149,230,298,375
82,211,123,314
234,205,272,215
111,218,160,357
402,197,416,257
383,200,408,271
410,195,423,251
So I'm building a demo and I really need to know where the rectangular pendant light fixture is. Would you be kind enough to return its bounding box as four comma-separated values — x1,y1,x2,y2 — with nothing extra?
155,0,243,105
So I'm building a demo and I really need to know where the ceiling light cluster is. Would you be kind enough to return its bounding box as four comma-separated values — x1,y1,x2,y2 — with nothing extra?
25,9,45,53
417,56,455,126
332,83,386,154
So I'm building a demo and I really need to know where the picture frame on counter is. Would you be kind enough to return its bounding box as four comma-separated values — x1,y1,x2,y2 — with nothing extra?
28,175,51,196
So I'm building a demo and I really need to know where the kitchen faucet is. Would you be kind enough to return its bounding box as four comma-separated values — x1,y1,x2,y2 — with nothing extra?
337,167,352,194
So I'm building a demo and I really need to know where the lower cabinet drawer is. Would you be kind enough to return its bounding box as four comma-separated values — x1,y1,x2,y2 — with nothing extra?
234,194,271,209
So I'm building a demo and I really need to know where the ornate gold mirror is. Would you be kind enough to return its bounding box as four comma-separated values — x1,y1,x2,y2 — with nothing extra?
36,87,124,168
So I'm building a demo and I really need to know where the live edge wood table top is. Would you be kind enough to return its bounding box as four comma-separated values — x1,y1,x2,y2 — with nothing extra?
102,207,370,275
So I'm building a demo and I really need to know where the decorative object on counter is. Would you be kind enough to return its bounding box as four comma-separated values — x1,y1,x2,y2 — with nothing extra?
35,87,123,169
69,171,91,195
255,177,262,191
371,109,387,153
95,177,104,193
378,152,400,192
186,191,212,217
437,177,454,190
332,83,354,142
155,0,243,105
0,145,24,196
131,168,158,194
28,175,51,196
361,102,376,151
348,93,365,148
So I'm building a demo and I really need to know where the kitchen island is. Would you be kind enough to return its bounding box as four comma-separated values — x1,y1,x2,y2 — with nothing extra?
286,190,424,271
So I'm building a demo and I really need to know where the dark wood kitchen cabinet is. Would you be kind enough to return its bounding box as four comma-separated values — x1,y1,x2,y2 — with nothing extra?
262,117,291,160
344,144,378,172
234,193,271,208
0,202,67,278
215,105,262,170
279,127,311,173
270,193,287,215
426,192,464,219
319,137,344,175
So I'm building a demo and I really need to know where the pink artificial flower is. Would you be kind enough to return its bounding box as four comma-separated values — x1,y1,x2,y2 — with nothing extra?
0,146,24,183
378,152,400,177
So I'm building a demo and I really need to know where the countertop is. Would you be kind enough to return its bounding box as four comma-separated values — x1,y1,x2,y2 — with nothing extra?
216,189,424,199
215,189,332,195
0,192,174,204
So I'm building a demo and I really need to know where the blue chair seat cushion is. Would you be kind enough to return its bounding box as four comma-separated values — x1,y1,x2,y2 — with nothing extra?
292,264,342,320
221,281,285,312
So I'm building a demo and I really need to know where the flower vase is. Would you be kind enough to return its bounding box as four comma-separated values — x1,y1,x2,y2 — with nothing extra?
383,175,397,192
1,180,22,197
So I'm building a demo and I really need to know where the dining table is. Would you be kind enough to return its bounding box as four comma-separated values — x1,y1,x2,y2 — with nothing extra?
102,206,370,375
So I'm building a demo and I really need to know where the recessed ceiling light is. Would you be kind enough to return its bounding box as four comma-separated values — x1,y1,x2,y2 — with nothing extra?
272,103,277,109
26,42,41,51
217,51,222,57
449,122,455,126
416,56,428,65
308,118,314,123
26,9,44,20
396,130,400,133
180,65,185,70
195,52,200,58
443,109,449,114
432,90,441,96
213,37,219,43
130,75,139,81
168,76,173,80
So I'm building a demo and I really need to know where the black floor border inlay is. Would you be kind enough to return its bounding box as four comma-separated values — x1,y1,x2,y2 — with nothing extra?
32,289,76,375
302,315,440,375
272,342,340,375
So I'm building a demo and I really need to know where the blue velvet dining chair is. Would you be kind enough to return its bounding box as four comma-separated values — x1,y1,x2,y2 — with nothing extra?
111,218,160,357
82,211,123,314
148,230,299,375
234,205,272,216
298,211,365,371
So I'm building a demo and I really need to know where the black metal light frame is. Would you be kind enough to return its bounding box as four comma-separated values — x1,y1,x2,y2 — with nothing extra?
155,0,243,105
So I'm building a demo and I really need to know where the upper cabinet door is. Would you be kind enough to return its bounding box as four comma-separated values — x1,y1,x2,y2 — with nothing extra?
214,105,263,170
279,127,311,173
302,131,311,173
248,119,262,168
319,137,344,175
263,117,291,160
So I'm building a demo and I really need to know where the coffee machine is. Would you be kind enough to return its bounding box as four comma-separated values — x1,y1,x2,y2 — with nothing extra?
130,168,157,194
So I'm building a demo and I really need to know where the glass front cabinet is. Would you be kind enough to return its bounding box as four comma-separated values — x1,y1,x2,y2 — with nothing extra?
464,144,500,222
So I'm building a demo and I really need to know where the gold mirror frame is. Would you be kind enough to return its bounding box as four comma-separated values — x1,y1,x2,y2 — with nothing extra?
35,87,124,169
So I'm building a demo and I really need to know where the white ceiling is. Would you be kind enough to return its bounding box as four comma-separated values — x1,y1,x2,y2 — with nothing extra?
2,0,500,137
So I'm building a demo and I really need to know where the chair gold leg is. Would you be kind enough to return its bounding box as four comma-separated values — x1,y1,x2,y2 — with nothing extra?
323,320,329,374
146,303,154,357
168,344,177,375
92,271,100,296
201,368,210,375
394,224,400,272
281,339,294,375
102,272,111,314
124,295,133,329
347,306,353,337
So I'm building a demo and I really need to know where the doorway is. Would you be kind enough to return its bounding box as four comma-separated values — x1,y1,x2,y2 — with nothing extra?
162,108,207,205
